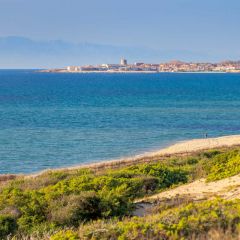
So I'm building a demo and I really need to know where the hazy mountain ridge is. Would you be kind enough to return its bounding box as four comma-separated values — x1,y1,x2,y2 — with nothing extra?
0,36,210,68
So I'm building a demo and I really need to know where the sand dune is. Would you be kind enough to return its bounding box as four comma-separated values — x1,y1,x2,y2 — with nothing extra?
134,174,240,217
145,174,240,202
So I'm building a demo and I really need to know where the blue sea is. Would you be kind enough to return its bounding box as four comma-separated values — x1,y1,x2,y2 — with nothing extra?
1,70,240,174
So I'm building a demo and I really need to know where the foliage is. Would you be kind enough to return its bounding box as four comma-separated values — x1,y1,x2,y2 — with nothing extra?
2,146,240,238
158,198,240,238
50,230,79,240
0,163,188,236
206,149,240,181
0,215,18,239
79,198,240,240
49,192,101,226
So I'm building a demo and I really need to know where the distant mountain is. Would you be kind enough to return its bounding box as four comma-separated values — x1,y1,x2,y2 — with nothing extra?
0,36,213,68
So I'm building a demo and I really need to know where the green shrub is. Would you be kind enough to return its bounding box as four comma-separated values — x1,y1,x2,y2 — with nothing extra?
202,150,221,159
50,230,79,240
158,198,240,238
0,215,18,238
98,185,134,218
79,218,167,240
186,157,199,165
0,161,189,235
80,198,240,240
49,192,101,226
206,150,240,181
124,163,188,190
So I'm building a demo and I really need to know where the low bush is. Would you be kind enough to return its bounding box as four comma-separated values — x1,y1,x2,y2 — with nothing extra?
206,150,240,181
50,230,79,240
0,162,188,235
0,215,18,238
79,198,240,240
49,192,101,226
158,198,240,238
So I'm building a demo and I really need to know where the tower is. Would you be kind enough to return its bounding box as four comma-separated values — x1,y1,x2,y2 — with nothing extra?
120,58,127,66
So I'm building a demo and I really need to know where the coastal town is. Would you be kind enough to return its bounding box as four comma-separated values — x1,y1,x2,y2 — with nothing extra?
43,58,240,73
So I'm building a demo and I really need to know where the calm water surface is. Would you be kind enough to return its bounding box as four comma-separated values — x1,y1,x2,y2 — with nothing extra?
0,71,240,174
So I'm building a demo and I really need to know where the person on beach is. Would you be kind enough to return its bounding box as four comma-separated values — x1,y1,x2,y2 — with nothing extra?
205,133,208,138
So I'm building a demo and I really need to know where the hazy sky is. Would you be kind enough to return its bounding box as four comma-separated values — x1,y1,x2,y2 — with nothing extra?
0,0,240,62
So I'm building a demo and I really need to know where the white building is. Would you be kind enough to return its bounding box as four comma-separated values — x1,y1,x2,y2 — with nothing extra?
120,58,127,66
67,66,80,72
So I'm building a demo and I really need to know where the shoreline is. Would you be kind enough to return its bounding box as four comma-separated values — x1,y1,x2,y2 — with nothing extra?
39,70,238,74
24,134,240,178
1,134,240,179
39,70,158,74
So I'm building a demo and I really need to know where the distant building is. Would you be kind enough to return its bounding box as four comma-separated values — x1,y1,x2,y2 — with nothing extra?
102,64,120,70
120,58,127,66
134,62,144,66
80,65,99,71
63,60,240,73
67,66,80,72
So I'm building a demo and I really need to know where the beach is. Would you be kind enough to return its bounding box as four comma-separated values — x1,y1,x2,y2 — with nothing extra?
153,134,240,155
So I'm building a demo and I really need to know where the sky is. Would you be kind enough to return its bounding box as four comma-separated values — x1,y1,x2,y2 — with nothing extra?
0,0,239,67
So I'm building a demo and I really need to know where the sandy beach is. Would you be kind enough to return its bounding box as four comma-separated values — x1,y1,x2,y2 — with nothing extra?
153,134,240,155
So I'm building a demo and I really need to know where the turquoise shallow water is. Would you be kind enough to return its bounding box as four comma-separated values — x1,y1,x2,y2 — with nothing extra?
1,70,240,174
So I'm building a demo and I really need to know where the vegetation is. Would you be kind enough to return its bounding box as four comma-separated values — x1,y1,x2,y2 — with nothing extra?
206,149,240,181
79,198,240,240
0,163,188,238
0,146,240,239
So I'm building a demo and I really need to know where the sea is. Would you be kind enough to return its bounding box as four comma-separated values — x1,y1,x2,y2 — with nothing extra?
1,70,240,174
